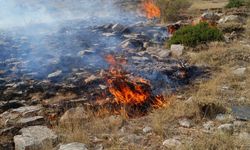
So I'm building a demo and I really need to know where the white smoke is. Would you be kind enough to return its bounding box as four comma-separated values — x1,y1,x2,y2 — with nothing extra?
0,0,134,29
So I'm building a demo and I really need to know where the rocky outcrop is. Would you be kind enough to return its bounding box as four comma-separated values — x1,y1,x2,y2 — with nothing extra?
14,126,59,150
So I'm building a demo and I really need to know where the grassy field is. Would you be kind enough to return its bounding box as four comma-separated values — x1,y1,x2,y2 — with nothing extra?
54,1,250,149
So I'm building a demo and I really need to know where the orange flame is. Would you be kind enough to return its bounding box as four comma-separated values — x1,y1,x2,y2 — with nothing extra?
105,54,166,108
143,0,161,19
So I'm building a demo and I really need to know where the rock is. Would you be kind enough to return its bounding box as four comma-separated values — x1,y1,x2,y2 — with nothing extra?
16,116,45,127
131,56,149,61
203,121,214,131
218,15,244,24
0,105,43,127
218,124,234,134
0,100,24,113
146,47,170,59
0,126,19,136
111,23,125,33
232,106,250,121
170,44,184,57
179,118,192,128
120,39,143,50
119,134,143,144
232,67,246,76
143,126,152,133
201,12,220,21
77,50,94,57
84,75,100,83
60,107,88,125
162,139,181,148
215,114,226,121
218,15,245,32
99,84,107,90
48,70,62,78
14,126,58,150
59,142,88,150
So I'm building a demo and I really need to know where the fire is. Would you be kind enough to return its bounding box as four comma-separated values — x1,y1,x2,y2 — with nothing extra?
143,0,161,19
104,54,166,108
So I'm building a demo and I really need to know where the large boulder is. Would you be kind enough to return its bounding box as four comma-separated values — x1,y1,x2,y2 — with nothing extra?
14,126,59,150
59,107,88,125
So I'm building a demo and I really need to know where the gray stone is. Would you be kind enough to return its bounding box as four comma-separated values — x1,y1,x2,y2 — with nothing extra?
162,139,181,148
201,12,220,21
216,114,226,121
170,44,184,57
17,116,45,127
77,50,94,57
131,56,149,61
232,106,250,121
203,121,214,131
232,68,247,76
120,39,143,50
14,126,58,150
0,105,43,126
59,142,88,150
0,100,24,113
218,15,244,24
179,118,192,128
218,124,234,134
112,23,125,33
84,75,100,83
10,105,42,115
48,70,62,78
143,126,152,133
119,134,143,144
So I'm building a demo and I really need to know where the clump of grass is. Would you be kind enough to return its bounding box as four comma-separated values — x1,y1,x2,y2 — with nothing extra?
181,132,246,149
225,0,244,8
168,22,224,47
149,96,200,137
156,0,191,22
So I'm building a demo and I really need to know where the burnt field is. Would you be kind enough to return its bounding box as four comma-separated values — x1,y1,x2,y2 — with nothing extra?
0,18,203,115
1,0,249,150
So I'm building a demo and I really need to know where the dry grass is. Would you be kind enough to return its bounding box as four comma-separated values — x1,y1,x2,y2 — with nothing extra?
187,42,250,105
189,0,228,10
55,109,126,148
246,18,250,39
149,96,200,137
181,132,249,150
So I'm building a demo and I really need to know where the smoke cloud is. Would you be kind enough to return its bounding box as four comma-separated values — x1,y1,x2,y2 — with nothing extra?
0,0,138,29
0,0,141,79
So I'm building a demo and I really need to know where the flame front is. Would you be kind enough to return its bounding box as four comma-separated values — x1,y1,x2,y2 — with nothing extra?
105,54,166,108
143,0,161,19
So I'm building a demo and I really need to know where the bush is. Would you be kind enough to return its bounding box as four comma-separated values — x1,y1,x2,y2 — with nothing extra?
225,0,244,8
156,0,191,22
168,23,224,47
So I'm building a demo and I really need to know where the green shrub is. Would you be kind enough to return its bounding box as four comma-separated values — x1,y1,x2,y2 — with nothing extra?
156,0,191,22
168,23,224,47
225,0,244,8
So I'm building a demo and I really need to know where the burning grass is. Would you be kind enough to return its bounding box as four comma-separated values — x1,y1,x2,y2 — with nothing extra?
143,0,161,19
101,54,168,117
